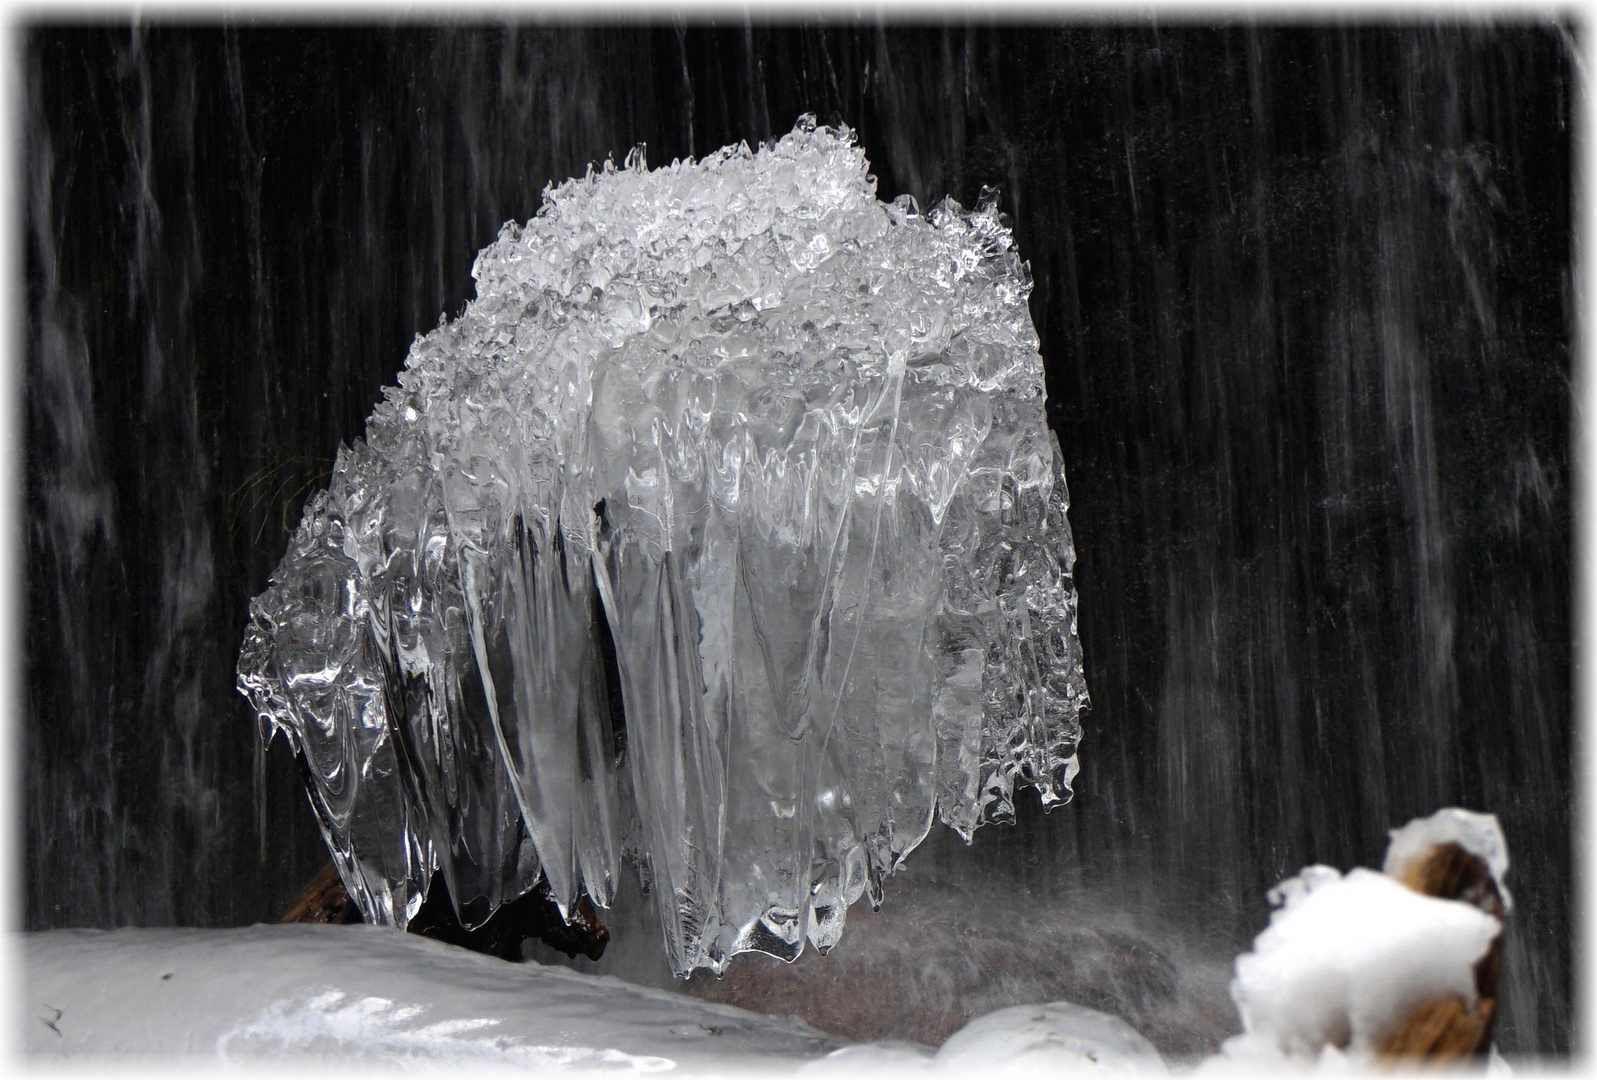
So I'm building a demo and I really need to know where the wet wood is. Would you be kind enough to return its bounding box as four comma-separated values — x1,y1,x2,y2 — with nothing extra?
278,862,361,925
276,864,609,964
1391,840,1508,923
1378,995,1495,1061
1378,841,1504,1064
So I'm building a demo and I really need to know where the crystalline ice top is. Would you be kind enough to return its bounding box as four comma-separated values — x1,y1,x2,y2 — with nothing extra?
237,117,1088,976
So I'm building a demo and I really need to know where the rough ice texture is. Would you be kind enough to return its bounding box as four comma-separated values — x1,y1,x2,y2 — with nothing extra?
236,118,1087,976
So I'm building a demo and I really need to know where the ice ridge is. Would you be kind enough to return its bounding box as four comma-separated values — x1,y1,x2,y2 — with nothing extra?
236,117,1088,976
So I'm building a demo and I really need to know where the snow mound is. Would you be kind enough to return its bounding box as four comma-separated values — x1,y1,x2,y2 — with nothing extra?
22,925,841,1071
933,1001,1167,1073
1218,866,1500,1065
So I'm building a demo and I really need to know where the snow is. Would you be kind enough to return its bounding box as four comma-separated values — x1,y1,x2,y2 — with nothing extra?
1209,809,1520,1069
22,924,842,1072
795,1004,1170,1076
932,1002,1167,1073
19,925,1175,1075
1382,807,1513,911
235,115,1087,978
796,1042,937,1075
1216,866,1501,1066
20,808,1524,1077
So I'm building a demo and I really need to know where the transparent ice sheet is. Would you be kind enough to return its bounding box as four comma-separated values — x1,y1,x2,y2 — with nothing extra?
237,118,1087,976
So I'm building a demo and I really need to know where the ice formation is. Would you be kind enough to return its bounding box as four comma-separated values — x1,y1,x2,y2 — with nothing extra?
236,117,1087,976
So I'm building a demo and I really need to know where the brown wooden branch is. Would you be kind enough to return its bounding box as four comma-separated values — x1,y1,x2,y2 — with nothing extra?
1377,841,1504,1065
278,863,362,925
1378,995,1496,1062
277,864,609,964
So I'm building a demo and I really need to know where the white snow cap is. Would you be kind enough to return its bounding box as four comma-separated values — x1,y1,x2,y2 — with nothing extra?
798,1041,936,1075
934,1001,1167,1073
1383,807,1512,912
1222,867,1500,1063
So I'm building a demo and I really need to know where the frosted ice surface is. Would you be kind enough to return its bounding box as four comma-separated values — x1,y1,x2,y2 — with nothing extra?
237,117,1087,975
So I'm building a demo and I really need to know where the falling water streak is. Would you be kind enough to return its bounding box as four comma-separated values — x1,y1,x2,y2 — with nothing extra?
27,52,120,928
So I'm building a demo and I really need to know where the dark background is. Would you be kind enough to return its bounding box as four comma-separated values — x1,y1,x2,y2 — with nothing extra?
22,20,1573,1054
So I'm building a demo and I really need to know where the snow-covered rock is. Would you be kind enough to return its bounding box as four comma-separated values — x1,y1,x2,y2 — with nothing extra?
1208,808,1514,1070
932,1000,1167,1073
1219,868,1498,1062
797,1040,937,1075
22,924,842,1071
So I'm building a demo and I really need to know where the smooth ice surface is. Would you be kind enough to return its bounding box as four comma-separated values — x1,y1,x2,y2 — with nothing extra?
1218,866,1500,1065
21,925,842,1070
236,117,1086,975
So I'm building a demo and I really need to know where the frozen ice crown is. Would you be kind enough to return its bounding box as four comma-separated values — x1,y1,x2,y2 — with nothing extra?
237,116,1088,976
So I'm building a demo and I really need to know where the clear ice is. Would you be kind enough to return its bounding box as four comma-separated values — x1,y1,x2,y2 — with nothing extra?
236,117,1088,976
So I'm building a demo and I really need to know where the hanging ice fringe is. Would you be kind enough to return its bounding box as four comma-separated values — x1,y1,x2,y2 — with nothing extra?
237,117,1088,976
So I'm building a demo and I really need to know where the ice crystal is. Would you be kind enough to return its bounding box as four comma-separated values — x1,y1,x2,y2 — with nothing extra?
237,117,1087,975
